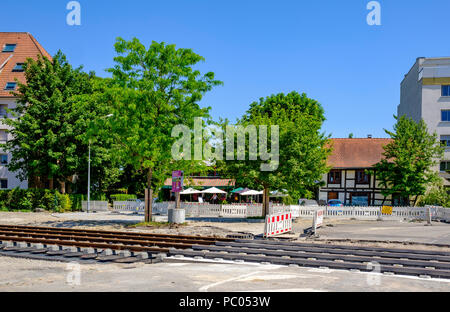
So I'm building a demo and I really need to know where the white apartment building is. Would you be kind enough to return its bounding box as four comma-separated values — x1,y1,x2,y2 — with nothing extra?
398,57,450,185
0,32,51,189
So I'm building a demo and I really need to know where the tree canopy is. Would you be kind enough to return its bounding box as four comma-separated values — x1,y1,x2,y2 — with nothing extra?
373,115,444,205
95,37,222,218
1,51,118,194
218,91,330,213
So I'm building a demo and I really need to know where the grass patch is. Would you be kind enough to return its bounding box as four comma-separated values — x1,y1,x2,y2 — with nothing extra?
0,208,33,212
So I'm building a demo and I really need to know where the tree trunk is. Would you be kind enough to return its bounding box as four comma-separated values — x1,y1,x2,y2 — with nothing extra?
49,178,54,190
381,196,386,206
263,187,270,216
145,168,153,223
413,195,419,207
60,180,66,194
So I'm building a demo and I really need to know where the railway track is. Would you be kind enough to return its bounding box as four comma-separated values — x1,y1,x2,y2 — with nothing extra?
0,224,450,279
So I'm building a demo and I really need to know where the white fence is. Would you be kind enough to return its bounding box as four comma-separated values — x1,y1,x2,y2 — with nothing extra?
81,201,109,212
110,200,450,222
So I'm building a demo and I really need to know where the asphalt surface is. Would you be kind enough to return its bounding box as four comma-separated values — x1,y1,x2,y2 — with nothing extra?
0,256,449,292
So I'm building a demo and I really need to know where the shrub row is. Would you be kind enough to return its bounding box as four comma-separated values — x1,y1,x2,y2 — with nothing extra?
110,194,137,201
0,188,73,212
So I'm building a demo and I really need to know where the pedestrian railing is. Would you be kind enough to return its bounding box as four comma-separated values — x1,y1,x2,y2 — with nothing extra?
111,200,450,222
82,201,109,212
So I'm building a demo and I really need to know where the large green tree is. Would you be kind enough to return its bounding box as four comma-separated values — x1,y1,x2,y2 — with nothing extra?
373,115,443,206
2,52,118,194
99,38,222,220
218,91,331,215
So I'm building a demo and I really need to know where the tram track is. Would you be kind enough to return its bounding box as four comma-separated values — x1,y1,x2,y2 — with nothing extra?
0,224,449,279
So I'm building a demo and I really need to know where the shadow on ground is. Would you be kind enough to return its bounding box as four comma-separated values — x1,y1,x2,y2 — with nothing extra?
37,219,138,229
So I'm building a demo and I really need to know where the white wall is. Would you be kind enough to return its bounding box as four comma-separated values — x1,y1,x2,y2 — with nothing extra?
0,97,28,189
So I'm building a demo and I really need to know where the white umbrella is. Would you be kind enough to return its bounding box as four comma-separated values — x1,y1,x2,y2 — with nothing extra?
240,190,264,196
180,188,202,195
270,190,288,197
201,187,227,194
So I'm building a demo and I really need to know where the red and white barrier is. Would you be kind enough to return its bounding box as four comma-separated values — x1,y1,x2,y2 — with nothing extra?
313,209,324,234
264,212,292,238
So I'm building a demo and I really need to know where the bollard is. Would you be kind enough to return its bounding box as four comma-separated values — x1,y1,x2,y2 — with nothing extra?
426,207,432,226
168,208,185,224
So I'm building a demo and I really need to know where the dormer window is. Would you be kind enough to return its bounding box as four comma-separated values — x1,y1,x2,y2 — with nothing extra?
12,63,24,72
4,82,17,91
2,44,16,52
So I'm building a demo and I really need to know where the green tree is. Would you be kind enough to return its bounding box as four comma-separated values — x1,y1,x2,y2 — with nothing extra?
373,116,444,206
1,52,118,194
218,91,331,215
416,179,450,207
100,38,222,221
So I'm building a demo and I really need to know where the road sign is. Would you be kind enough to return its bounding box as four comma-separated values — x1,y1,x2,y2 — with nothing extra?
382,206,393,215
172,171,184,193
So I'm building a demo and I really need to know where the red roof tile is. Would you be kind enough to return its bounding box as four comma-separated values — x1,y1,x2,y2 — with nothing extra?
327,138,392,169
0,32,51,97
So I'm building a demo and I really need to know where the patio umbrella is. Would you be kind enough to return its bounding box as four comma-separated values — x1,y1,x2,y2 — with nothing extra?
201,187,227,194
180,188,202,195
240,190,264,196
270,190,288,197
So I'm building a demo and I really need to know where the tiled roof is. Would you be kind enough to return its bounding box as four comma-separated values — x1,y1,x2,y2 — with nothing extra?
0,32,51,97
164,177,235,188
327,138,392,169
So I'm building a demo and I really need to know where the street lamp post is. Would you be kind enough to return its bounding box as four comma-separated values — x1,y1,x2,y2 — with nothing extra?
87,141,91,213
87,114,113,214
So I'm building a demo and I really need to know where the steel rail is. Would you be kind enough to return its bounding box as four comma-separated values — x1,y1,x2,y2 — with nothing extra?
216,241,450,262
0,234,170,253
0,224,232,241
0,230,210,249
0,228,218,245
192,245,450,270
235,239,450,257
169,248,450,279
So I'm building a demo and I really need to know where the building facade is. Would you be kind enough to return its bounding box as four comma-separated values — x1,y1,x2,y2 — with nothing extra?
0,32,51,189
319,138,396,206
398,57,450,185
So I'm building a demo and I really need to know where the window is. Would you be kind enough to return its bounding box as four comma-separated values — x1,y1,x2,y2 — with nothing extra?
442,110,450,122
12,63,24,72
355,170,369,184
0,155,7,165
440,161,450,172
4,82,17,91
328,170,341,184
392,194,409,206
351,192,370,206
441,136,450,148
442,85,450,97
2,44,16,52
0,179,7,189
0,130,7,142
0,104,7,118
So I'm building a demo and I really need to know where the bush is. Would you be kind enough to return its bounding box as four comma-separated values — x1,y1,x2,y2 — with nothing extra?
110,194,137,201
0,188,75,212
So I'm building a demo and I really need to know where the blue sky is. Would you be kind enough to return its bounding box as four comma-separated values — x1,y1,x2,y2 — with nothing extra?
2,0,450,138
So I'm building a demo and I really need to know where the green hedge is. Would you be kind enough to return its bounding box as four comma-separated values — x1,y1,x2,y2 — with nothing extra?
110,194,137,202
0,188,73,212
